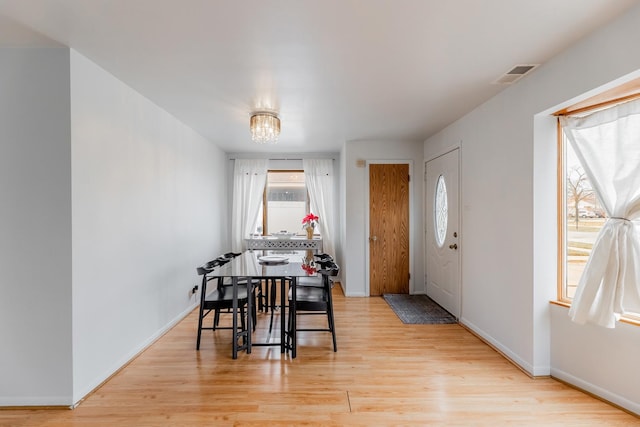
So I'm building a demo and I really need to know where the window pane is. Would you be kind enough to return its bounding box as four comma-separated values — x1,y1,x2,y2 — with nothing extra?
434,175,448,247
564,134,607,299
265,171,307,235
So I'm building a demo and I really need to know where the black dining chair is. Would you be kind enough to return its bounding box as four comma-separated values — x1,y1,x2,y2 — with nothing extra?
266,254,335,333
195,258,251,350
287,261,340,357
263,255,334,332
216,251,265,318
296,256,335,288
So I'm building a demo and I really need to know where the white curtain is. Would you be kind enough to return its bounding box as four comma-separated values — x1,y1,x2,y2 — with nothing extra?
231,159,268,252
560,98,640,328
303,159,336,257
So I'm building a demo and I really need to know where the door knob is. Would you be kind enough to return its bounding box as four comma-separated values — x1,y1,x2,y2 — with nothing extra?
370,236,377,242
449,243,458,250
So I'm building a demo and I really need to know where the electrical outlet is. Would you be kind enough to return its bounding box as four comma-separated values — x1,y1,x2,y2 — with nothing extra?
192,285,198,294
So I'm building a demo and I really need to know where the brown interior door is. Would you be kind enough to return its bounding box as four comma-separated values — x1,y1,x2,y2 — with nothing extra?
369,163,410,296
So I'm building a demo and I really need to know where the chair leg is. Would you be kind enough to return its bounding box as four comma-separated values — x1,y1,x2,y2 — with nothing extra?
213,309,221,330
196,307,205,350
258,279,272,313
288,301,295,351
250,288,257,332
328,303,337,352
196,276,207,350
268,279,277,333
270,279,277,311
269,307,275,333
252,304,257,332
327,290,337,352
286,303,293,352
263,279,269,312
257,281,264,312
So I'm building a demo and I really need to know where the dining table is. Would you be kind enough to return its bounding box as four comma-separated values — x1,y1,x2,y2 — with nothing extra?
205,249,318,358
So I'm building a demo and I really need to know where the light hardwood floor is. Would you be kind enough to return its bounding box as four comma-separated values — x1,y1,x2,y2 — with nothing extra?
2,286,638,426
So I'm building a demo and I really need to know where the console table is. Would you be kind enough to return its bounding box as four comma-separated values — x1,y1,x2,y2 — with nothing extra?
245,236,323,251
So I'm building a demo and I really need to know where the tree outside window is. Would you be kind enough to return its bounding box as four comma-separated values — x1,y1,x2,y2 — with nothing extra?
563,134,606,299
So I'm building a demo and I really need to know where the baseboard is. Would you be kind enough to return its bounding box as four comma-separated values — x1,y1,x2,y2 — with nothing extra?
459,319,639,417
551,368,640,416
0,398,73,408
71,302,198,407
338,280,368,297
343,290,367,297
459,317,544,378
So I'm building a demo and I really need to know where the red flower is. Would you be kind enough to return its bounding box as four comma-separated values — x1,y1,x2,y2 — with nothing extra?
301,263,317,275
302,213,319,228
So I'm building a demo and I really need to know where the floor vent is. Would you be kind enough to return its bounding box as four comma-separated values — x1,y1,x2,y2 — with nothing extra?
493,64,539,85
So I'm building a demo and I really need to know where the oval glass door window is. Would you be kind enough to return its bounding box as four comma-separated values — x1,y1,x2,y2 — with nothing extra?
434,175,448,247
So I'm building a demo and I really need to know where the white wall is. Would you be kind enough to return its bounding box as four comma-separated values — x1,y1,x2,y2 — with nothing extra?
338,144,347,285
0,48,228,406
342,140,424,297
0,48,73,405
69,50,228,403
424,3,640,412
424,100,537,373
550,305,640,414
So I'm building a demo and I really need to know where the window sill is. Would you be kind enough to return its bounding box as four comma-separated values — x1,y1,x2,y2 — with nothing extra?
549,300,640,327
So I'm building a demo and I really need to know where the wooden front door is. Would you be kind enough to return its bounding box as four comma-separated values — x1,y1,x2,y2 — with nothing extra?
369,163,410,296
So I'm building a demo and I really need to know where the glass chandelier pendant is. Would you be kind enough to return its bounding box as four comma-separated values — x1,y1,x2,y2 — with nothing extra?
250,112,281,144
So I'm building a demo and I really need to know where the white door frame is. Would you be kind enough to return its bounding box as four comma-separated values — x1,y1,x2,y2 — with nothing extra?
424,147,462,317
364,159,414,296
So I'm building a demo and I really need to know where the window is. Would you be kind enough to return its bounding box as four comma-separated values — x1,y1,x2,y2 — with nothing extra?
560,132,607,300
257,171,309,235
557,82,640,322
434,175,448,247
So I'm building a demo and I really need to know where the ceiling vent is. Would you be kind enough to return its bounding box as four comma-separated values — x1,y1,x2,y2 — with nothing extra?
492,64,539,85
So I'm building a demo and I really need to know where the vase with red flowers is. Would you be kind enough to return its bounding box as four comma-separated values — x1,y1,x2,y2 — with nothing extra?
302,213,319,239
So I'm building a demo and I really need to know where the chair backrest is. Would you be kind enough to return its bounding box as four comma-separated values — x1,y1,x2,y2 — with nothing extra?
197,258,224,276
318,261,340,278
314,253,333,262
223,252,241,258
315,258,334,269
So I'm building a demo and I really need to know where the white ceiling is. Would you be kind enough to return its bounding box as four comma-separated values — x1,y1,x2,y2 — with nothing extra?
0,0,637,153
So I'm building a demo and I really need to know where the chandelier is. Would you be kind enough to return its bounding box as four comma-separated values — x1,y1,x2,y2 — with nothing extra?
250,112,280,144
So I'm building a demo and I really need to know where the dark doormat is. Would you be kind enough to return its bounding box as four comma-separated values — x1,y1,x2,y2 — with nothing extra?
382,294,457,324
